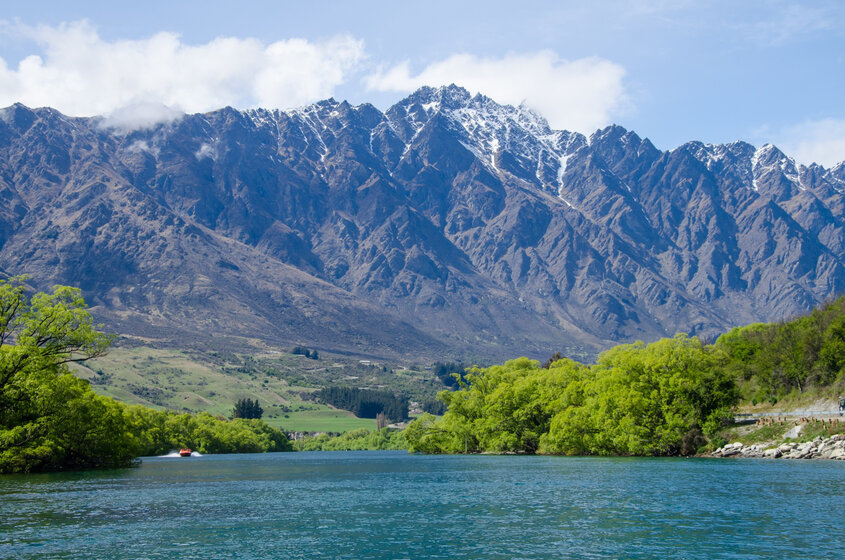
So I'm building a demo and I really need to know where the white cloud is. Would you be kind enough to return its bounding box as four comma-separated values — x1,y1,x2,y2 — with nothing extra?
365,51,628,134
126,140,151,154
195,142,216,161
102,101,183,131
773,118,845,168
0,20,365,123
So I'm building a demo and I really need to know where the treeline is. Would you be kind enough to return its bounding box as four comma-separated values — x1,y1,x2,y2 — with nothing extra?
294,428,407,451
716,296,845,401
0,279,291,474
315,386,408,422
2,370,292,473
407,297,845,456
431,362,467,388
406,335,739,456
128,407,290,456
419,398,447,415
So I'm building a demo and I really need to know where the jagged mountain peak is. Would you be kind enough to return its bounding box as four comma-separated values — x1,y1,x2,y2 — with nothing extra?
382,85,582,193
1,94,845,361
401,84,473,108
753,143,793,166
590,124,633,143
589,125,659,161
750,143,803,194
681,140,754,168
388,85,553,138
831,161,845,180
0,103,40,133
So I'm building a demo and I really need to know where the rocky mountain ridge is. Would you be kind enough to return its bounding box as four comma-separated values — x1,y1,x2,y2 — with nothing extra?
1,85,843,360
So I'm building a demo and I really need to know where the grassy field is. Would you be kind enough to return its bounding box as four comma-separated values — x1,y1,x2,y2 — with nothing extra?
72,344,443,434
268,410,376,433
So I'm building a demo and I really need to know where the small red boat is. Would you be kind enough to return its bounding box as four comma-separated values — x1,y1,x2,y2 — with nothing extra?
179,448,192,457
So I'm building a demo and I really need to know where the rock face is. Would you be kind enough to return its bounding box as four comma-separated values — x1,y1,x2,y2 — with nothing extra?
1,85,845,359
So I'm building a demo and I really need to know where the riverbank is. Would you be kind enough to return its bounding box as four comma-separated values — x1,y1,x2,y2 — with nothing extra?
711,432,845,460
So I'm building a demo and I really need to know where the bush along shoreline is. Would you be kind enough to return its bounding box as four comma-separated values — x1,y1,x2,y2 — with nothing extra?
0,278,291,475
405,335,739,456
406,296,845,458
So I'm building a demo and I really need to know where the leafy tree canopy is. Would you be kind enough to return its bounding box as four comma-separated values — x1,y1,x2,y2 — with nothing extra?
0,278,291,474
716,297,845,401
405,335,739,457
0,278,125,472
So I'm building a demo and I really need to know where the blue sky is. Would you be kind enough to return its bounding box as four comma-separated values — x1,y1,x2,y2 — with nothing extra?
1,1,843,165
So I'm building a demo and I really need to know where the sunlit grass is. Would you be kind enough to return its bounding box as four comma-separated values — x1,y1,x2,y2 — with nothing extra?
266,409,376,433
71,345,434,434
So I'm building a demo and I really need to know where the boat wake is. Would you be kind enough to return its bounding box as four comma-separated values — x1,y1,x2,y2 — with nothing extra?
159,451,203,458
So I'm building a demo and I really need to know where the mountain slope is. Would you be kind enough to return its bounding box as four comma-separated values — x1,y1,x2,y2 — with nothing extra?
1,86,843,360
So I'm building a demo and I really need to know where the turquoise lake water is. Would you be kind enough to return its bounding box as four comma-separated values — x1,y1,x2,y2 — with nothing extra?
1,451,843,559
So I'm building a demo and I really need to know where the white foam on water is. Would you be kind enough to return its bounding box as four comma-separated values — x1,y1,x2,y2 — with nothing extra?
159,450,202,458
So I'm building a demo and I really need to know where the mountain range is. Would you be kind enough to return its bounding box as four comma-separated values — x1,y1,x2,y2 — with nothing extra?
1,85,844,361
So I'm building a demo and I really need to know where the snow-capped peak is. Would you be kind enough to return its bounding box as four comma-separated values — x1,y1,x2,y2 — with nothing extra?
752,143,805,191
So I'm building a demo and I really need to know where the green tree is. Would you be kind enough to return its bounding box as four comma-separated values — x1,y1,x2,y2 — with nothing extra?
542,352,564,369
0,278,131,473
124,407,292,455
715,296,845,399
407,335,739,457
233,398,263,419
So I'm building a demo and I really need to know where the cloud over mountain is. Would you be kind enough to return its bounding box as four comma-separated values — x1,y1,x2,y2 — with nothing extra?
0,21,630,135
365,51,628,134
0,20,364,119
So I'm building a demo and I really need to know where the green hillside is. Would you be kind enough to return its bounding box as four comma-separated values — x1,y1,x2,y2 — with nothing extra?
717,295,845,410
73,344,445,433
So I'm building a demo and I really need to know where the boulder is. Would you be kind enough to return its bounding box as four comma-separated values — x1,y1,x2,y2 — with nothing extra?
784,425,804,439
830,449,845,460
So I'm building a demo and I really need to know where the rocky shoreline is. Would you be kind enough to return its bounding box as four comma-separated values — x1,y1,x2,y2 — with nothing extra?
711,433,845,460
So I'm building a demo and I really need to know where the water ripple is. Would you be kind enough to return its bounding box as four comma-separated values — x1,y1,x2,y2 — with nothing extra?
1,452,843,559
